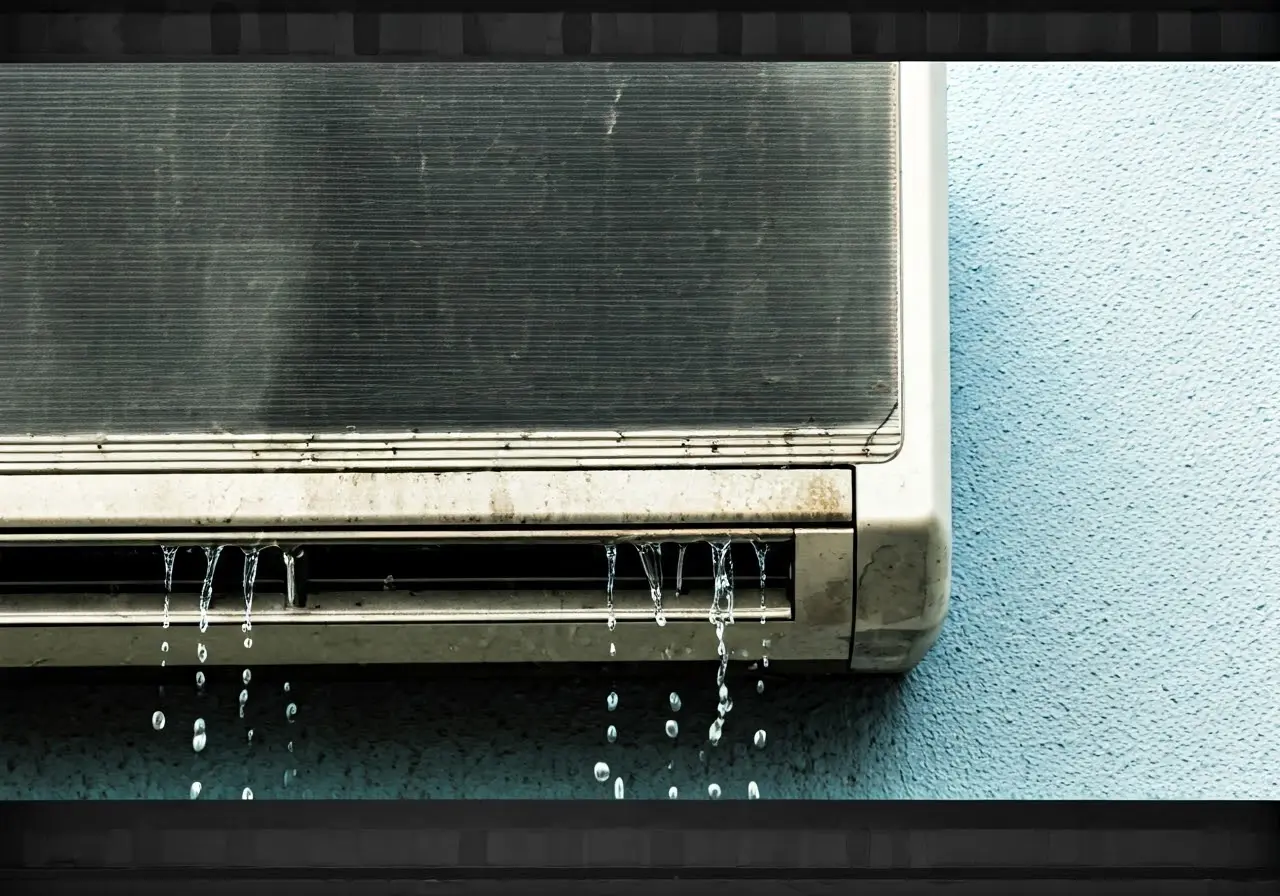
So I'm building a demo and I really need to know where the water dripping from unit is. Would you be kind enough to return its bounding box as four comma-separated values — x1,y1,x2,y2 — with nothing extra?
675,544,687,595
707,541,735,748
752,542,768,624
198,546,222,636
239,548,259,755
635,543,666,627
283,548,298,608
593,761,610,783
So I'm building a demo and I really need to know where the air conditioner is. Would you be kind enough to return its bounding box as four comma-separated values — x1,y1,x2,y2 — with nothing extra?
0,61,949,673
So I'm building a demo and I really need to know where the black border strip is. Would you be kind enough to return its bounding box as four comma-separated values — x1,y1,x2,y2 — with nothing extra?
1,801,1277,883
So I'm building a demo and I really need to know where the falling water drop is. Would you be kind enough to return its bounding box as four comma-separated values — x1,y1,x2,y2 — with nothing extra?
192,732,207,753
244,637,253,649
668,786,679,799
613,777,625,800
708,783,722,800
753,729,767,749
194,718,206,735
197,643,208,664
604,544,617,637
606,692,619,712
757,680,764,694
189,781,202,799
284,682,291,693
606,725,617,744
669,692,682,712
665,719,679,739
708,718,723,746
593,761,610,783
161,641,169,653
151,711,165,730
287,740,294,753
285,702,297,722
708,541,735,743
161,546,177,632
635,543,666,626
242,669,252,686
748,781,760,800
247,728,254,744
609,642,616,657
239,688,249,718
195,670,206,690
197,546,223,635
242,787,254,800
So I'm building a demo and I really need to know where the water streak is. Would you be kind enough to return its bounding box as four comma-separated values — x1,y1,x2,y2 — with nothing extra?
198,546,223,635
675,544,687,594
635,543,666,627
752,542,769,624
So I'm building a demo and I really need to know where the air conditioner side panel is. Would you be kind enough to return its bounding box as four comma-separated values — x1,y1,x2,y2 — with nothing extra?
851,62,952,673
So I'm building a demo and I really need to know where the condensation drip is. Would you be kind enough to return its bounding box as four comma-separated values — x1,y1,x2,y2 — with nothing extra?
635,543,666,627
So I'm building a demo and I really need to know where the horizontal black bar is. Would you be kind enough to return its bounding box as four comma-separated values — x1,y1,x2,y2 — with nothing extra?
0,801,1276,879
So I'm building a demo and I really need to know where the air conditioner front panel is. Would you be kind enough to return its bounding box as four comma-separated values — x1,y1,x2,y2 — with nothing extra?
0,62,901,470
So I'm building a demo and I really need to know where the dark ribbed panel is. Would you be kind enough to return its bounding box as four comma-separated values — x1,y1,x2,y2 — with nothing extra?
0,63,899,436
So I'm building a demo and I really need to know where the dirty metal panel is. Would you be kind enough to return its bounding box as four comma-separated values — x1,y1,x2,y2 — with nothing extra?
0,63,900,460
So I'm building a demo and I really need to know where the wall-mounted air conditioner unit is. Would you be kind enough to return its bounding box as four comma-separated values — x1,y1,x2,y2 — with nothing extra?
0,61,949,673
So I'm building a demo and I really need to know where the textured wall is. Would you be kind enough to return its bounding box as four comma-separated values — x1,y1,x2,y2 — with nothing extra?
1,63,1278,800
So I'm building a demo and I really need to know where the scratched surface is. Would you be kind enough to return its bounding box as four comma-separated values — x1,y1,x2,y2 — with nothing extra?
0,63,900,437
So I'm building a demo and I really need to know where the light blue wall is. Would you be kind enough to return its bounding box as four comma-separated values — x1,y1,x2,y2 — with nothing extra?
1,63,1277,800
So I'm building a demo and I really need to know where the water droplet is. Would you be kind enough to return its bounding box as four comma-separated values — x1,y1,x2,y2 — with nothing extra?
242,669,252,685
698,749,706,763
756,680,764,694
242,787,253,800
753,729,767,749
607,617,616,632
718,684,729,702
243,637,252,649
161,641,169,653
195,670,206,689
668,692,682,712
285,702,297,722
762,656,769,668
192,732,207,753
151,710,165,730
613,777,625,799
606,691,619,712
665,719,679,739
194,718,206,735
283,682,291,693
708,718,723,745
668,786,678,799
655,616,667,628
606,725,617,744
287,740,294,753
247,729,254,744
748,781,760,800
197,643,208,663
239,689,249,706
189,781,202,799
708,783,722,799
283,769,293,786
609,642,616,657
593,761,610,782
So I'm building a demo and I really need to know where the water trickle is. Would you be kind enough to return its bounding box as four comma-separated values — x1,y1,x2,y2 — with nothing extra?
593,761,610,783
285,702,297,722
609,642,616,657
752,541,769,624
604,544,617,634
613,777,625,800
242,787,254,800
606,692,619,712
753,729,767,749
189,781,202,799
665,719,679,739
669,692,682,712
240,549,259,731
668,786,679,799
606,724,617,744
151,710,165,730
708,541,735,743
748,781,760,800
283,549,298,608
197,546,223,636
708,783,722,800
635,543,666,626
675,544,687,595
